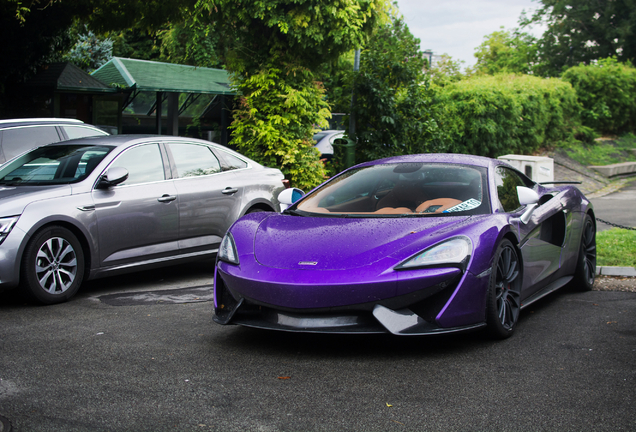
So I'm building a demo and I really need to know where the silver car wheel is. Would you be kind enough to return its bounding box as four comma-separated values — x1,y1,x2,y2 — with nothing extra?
35,236,78,294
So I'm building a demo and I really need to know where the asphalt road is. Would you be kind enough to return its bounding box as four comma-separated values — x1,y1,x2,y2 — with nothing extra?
0,261,635,432
590,179,636,232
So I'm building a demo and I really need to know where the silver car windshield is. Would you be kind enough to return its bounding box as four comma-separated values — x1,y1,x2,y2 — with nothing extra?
0,145,114,186
295,163,490,217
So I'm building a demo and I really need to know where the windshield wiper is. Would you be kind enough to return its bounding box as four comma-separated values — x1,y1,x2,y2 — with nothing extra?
0,178,23,186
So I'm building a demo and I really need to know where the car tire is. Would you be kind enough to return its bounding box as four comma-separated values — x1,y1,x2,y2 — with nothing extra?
21,225,85,305
569,214,596,292
485,239,522,339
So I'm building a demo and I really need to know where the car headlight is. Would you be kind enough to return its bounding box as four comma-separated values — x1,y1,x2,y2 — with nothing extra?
0,216,19,245
218,232,239,265
396,236,472,270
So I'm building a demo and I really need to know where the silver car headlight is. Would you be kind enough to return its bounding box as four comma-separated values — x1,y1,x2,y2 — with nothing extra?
218,232,239,265
396,236,472,270
0,216,19,245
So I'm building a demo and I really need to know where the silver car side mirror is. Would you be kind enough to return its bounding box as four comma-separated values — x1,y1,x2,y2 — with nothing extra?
96,166,129,189
517,186,539,224
278,187,304,211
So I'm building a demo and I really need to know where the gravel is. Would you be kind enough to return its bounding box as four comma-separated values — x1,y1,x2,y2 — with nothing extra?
594,275,636,292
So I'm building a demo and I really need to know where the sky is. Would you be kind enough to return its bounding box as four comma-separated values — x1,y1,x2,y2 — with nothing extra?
395,0,545,68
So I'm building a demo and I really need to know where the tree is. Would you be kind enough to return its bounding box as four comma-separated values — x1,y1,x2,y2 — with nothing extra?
473,28,539,75
1,0,196,116
351,16,443,163
315,51,357,116
521,0,636,76
192,0,390,189
158,16,223,69
427,54,467,87
7,0,198,31
111,28,163,62
63,25,113,73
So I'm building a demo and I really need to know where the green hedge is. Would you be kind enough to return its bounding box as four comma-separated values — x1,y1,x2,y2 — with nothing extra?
432,74,581,157
561,58,636,135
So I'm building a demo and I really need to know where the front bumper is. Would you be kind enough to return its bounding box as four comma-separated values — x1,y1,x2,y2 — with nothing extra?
214,260,489,335
0,226,27,291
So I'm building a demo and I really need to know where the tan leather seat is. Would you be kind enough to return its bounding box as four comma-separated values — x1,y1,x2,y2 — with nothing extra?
373,207,413,214
415,198,462,214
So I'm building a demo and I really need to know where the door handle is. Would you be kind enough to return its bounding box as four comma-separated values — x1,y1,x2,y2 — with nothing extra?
157,194,177,203
222,187,238,195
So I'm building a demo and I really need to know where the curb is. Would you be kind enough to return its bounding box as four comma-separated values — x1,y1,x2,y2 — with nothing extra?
596,266,636,277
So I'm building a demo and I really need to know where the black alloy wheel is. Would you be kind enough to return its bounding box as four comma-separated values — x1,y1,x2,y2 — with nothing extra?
486,239,521,339
570,214,596,291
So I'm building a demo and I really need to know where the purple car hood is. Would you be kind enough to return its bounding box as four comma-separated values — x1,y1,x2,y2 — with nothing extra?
253,215,470,270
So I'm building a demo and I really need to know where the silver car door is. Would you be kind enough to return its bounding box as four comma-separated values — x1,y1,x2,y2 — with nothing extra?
165,142,243,252
92,143,180,268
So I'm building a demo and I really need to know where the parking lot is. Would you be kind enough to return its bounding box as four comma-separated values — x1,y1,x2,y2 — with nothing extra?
1,260,635,431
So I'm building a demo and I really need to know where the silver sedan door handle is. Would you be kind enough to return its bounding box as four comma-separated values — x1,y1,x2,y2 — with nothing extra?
157,194,177,203
222,187,238,195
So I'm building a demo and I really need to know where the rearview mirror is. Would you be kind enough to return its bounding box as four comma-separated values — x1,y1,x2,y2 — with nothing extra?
517,186,540,205
516,186,540,224
96,166,128,189
278,187,304,211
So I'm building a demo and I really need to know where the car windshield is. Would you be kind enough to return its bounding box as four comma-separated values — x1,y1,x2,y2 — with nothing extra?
295,162,490,217
0,144,114,186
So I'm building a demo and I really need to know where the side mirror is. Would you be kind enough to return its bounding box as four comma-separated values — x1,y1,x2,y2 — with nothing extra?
516,186,540,224
278,187,304,211
96,166,129,189
517,186,540,205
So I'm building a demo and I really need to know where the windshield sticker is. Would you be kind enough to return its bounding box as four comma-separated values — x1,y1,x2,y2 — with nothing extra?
444,198,481,213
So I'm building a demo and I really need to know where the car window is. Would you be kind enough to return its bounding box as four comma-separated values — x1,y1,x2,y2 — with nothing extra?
215,148,248,171
0,145,112,185
295,163,489,217
167,143,222,178
62,125,109,140
495,166,526,212
1,126,62,161
110,144,165,186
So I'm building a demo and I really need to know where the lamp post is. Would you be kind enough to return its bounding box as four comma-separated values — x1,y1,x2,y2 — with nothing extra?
346,48,360,169
348,48,360,141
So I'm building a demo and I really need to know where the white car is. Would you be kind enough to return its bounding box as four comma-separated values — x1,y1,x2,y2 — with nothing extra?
0,118,109,164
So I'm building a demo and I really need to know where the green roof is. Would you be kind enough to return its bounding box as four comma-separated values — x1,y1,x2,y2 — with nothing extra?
91,57,236,95
28,62,116,93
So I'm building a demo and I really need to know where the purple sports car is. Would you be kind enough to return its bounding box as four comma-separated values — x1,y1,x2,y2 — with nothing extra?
214,154,596,339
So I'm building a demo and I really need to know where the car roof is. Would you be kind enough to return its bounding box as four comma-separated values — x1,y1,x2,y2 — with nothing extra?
0,118,85,129
357,153,496,169
46,134,247,157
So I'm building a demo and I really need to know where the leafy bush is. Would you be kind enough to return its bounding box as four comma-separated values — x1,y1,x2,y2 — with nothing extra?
561,58,636,135
432,74,582,157
230,62,329,191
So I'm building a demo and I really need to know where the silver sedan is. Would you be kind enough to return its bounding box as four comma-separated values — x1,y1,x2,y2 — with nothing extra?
0,135,286,304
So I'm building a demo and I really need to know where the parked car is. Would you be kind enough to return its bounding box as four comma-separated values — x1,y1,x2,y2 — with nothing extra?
312,130,352,162
214,153,596,339
0,118,109,164
0,135,286,304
